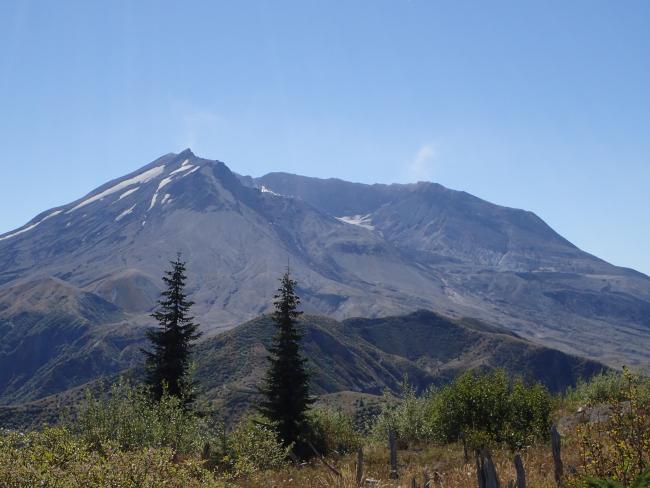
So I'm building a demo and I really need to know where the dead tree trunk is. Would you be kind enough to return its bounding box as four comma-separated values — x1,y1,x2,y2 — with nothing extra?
476,451,485,488
356,446,364,486
476,449,501,488
389,429,399,479
514,453,526,488
551,425,563,487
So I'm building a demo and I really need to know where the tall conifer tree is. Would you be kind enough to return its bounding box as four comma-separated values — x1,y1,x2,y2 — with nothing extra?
259,268,313,457
142,254,201,401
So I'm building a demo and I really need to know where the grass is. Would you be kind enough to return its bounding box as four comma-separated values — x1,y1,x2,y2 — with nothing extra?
229,442,567,487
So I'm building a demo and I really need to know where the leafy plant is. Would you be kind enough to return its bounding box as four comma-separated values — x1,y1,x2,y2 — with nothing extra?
574,367,650,486
308,407,361,455
73,379,212,455
432,369,552,450
584,468,650,488
372,379,436,447
223,417,290,476
0,427,222,487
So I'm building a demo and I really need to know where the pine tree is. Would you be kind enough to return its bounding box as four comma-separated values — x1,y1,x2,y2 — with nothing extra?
142,254,201,402
259,268,314,458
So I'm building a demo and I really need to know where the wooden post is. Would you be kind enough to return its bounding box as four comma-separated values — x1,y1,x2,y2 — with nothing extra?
356,446,364,486
514,454,526,488
476,450,486,488
201,441,211,461
551,425,563,487
476,449,500,488
389,429,399,479
483,450,501,488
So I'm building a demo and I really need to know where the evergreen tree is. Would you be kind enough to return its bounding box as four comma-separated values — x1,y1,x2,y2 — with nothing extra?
259,268,314,458
142,254,201,402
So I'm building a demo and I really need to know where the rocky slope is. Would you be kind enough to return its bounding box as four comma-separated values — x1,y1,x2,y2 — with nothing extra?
0,149,648,405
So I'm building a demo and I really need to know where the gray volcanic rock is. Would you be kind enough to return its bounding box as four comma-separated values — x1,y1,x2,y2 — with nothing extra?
254,172,650,368
0,149,648,405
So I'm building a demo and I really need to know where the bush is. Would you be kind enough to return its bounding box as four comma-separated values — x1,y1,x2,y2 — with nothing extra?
223,417,289,476
308,407,361,455
503,378,553,450
74,379,212,455
372,381,435,447
433,370,552,450
567,369,650,408
573,367,650,486
369,370,553,450
0,427,222,487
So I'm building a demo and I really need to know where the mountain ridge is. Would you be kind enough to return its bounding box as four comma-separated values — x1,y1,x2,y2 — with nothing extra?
0,149,648,408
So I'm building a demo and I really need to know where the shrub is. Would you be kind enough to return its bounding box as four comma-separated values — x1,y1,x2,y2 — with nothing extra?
433,370,552,450
308,407,361,455
371,380,436,447
73,379,212,455
352,397,382,435
503,378,553,450
0,427,222,487
567,369,650,408
224,417,289,476
583,468,650,488
573,367,650,486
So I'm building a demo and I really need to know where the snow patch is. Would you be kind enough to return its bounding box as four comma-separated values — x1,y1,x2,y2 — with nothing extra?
115,205,136,222
68,165,165,213
161,194,172,205
0,210,62,241
149,176,175,210
170,160,196,175
260,185,281,196
118,187,140,200
336,214,375,230
181,166,200,177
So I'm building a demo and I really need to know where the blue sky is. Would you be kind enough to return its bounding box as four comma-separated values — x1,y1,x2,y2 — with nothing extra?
1,1,649,274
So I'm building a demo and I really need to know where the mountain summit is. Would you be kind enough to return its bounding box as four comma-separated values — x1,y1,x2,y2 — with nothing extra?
0,150,648,403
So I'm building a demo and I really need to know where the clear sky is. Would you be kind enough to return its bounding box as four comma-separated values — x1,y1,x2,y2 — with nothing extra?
1,1,648,275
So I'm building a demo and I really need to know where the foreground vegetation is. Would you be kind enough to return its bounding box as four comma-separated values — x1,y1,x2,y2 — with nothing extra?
1,368,648,487
2,262,647,487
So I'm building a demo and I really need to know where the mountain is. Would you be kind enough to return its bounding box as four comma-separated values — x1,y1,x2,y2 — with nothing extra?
195,310,606,421
0,149,648,405
0,310,607,428
0,277,140,404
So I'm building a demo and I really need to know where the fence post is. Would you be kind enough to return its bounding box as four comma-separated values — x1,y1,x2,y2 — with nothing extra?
389,429,399,479
514,453,525,488
356,446,364,486
551,425,563,487
476,450,486,488
476,449,500,488
484,450,501,488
